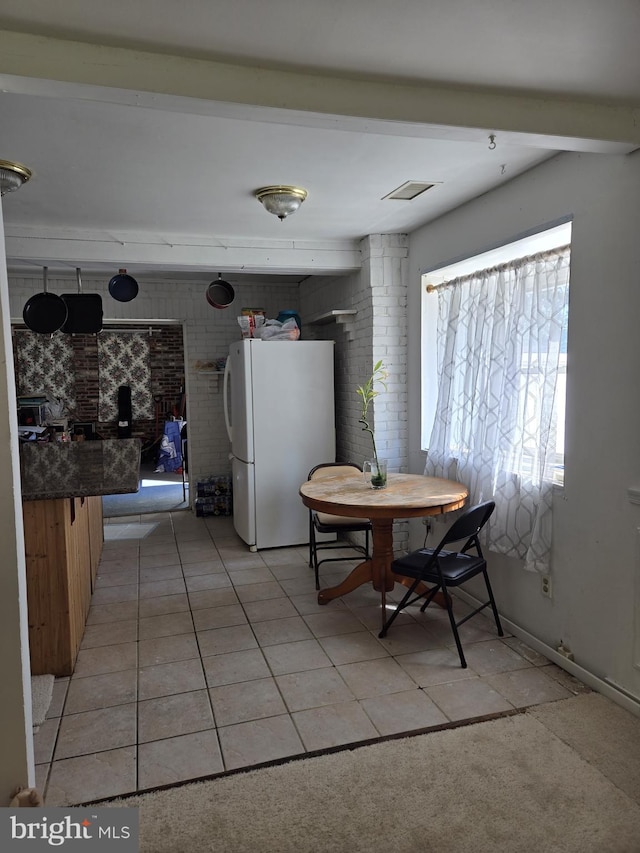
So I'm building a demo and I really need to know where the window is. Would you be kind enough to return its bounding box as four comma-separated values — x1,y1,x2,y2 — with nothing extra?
421,222,571,572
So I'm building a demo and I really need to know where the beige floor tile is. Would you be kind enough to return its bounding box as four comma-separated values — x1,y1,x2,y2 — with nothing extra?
377,623,442,656
186,573,238,593
502,636,553,666
276,667,354,712
360,689,449,735
139,541,179,558
138,658,206,700
90,584,138,606
542,663,593,695
65,670,137,714
139,577,187,599
242,597,299,622
86,601,139,625
46,678,70,719
262,638,333,676
210,676,288,726
293,700,379,751
319,631,389,666
140,553,183,569
139,564,184,583
138,690,214,743
138,611,194,640
54,704,137,759
46,747,137,806
267,563,314,581
35,763,49,797
251,615,314,647
80,620,138,650
234,581,286,603
227,567,278,587
33,718,60,765
278,576,320,597
138,730,224,789
197,624,259,656
94,568,139,588
73,642,138,677
138,633,199,667
459,639,533,675
217,715,304,771
181,559,226,576
219,553,267,571
303,610,368,638
138,593,190,618
395,648,479,686
337,657,418,699
260,547,307,567
202,649,271,687
289,593,347,616
425,677,514,721
188,587,238,610
485,667,573,708
192,604,248,631
348,604,414,632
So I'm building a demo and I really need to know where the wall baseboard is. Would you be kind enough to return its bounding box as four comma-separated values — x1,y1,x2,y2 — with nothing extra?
454,589,640,718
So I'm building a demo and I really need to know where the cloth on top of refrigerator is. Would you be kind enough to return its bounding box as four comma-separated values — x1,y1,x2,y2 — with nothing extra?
155,420,183,472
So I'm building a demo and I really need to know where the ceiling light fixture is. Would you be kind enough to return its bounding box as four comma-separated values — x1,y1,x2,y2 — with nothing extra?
255,185,307,221
0,159,32,196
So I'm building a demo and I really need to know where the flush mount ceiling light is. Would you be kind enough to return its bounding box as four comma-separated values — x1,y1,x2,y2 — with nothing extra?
255,185,307,221
0,159,32,196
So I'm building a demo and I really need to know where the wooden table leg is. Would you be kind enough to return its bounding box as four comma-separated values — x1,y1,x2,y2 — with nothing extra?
317,558,373,604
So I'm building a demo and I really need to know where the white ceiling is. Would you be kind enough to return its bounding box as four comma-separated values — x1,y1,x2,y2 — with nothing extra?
0,0,638,281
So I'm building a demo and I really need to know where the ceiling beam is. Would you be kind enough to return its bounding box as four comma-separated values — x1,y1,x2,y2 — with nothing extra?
1,29,638,150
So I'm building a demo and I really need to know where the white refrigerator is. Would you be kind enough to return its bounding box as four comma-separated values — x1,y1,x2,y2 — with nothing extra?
223,339,336,550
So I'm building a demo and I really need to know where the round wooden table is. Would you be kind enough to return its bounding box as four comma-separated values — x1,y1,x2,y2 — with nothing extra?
299,472,468,627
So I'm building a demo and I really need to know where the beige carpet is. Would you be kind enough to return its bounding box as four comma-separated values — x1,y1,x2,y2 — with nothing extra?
31,674,54,733
106,693,640,853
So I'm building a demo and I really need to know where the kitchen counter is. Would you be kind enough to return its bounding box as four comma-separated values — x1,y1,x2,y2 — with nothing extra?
20,438,141,500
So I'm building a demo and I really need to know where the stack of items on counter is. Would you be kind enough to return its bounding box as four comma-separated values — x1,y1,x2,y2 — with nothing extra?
237,308,301,340
195,475,233,517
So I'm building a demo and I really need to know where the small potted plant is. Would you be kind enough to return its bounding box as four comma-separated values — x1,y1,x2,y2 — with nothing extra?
356,360,388,488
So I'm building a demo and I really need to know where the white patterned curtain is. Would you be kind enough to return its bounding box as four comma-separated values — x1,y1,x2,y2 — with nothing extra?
15,331,76,411
98,332,153,422
424,246,570,573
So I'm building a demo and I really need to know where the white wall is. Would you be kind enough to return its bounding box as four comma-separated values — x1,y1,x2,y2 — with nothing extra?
407,150,640,699
0,207,35,800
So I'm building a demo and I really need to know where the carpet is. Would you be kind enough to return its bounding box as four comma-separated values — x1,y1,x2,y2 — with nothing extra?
31,675,54,733
107,694,640,853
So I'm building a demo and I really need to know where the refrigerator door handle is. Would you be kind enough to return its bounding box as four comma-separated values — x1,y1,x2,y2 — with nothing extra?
223,355,233,443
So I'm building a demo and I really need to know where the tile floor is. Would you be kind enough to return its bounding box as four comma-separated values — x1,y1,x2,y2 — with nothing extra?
34,510,589,806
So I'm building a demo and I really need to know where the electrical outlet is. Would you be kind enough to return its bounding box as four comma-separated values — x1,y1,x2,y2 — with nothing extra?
541,574,552,598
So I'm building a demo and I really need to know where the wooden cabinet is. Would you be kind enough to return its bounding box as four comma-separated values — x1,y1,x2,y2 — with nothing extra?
23,495,103,676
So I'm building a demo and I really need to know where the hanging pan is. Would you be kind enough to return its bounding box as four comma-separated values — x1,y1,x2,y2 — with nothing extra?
108,268,139,302
61,268,103,334
22,267,68,334
206,273,235,309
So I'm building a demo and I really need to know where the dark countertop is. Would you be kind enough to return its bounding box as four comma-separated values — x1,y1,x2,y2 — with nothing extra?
20,438,141,501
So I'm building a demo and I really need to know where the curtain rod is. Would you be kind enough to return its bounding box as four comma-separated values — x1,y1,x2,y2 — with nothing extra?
425,244,571,293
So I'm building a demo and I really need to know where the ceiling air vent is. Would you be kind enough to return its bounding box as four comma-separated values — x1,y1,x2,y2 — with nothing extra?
382,181,438,201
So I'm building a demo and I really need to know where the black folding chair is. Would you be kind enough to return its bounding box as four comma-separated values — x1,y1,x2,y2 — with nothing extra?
308,463,372,590
379,500,503,667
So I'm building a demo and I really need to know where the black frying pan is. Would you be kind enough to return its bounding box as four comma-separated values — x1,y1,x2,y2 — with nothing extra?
22,267,68,334
109,268,139,302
